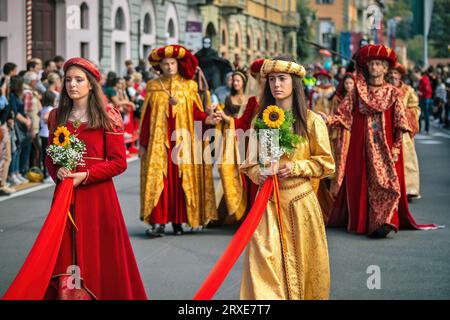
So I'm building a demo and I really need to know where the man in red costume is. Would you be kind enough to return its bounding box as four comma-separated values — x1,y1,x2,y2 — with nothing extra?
139,45,219,237
325,45,438,238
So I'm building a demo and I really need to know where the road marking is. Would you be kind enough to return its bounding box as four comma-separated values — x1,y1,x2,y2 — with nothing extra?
432,132,450,139
416,140,443,145
0,156,139,203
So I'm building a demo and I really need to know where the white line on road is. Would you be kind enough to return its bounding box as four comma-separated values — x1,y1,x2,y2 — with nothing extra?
0,156,139,203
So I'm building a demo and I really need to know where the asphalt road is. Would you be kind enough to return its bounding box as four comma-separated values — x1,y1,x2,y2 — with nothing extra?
1,126,449,300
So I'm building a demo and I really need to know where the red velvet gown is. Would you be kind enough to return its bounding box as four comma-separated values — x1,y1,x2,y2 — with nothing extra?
234,96,260,211
43,107,148,299
139,102,208,225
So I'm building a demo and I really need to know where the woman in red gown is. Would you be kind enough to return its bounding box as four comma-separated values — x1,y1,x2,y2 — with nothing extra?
3,58,147,300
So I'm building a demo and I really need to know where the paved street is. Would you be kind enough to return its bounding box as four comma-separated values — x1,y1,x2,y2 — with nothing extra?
1,126,449,300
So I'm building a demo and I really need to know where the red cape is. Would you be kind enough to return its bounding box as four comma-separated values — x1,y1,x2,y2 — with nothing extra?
328,100,438,233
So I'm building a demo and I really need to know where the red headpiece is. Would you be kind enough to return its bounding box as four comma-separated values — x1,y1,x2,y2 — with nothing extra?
391,62,407,75
250,59,265,78
148,44,198,79
63,58,101,82
356,44,397,69
313,69,332,80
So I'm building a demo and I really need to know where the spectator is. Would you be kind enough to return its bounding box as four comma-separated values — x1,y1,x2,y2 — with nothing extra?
445,78,450,129
0,76,16,195
434,77,447,126
1,62,18,98
124,75,137,103
104,77,134,113
214,72,233,105
124,59,134,77
41,60,57,83
39,90,57,183
8,76,31,185
46,72,62,104
53,55,65,77
418,70,433,135
27,58,46,94
23,71,42,172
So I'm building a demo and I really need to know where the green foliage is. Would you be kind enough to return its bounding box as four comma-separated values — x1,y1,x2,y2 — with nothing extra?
297,0,315,62
255,110,302,154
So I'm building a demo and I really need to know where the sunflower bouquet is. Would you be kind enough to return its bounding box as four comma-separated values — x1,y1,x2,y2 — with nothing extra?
46,126,87,171
254,105,301,167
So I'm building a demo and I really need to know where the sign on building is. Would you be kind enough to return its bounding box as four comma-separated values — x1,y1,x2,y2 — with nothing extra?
185,21,203,53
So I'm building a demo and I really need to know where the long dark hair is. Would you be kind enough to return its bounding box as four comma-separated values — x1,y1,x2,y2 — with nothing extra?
9,75,24,98
332,73,355,100
257,56,309,138
57,66,113,131
230,71,247,96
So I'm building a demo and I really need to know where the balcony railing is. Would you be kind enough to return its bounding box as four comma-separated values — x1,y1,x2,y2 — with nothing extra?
282,11,300,29
220,0,246,15
187,0,214,5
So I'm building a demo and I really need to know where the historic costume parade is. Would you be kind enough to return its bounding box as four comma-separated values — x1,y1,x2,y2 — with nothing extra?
1,0,447,304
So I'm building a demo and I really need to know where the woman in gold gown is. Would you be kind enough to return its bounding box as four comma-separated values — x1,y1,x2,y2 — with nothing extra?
240,57,335,300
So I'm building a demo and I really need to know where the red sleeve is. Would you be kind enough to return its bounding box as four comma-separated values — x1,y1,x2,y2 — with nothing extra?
83,107,127,185
193,102,208,122
235,96,259,130
45,109,61,183
139,105,151,148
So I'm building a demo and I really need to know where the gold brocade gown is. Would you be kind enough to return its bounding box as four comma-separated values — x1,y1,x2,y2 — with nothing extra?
240,110,335,300
399,84,420,196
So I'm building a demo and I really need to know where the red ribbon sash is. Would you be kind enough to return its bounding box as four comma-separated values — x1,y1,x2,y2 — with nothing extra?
193,178,274,300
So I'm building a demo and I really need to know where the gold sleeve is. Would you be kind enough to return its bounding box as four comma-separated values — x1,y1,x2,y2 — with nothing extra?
406,86,420,119
292,115,335,179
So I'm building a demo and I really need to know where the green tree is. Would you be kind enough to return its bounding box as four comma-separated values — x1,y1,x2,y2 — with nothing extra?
429,0,450,57
297,0,315,63
406,35,437,64
386,0,413,40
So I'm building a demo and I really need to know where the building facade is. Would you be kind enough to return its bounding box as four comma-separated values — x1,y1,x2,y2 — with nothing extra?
198,0,299,65
0,0,299,73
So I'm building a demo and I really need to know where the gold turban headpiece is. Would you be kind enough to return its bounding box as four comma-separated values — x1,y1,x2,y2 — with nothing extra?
260,59,306,78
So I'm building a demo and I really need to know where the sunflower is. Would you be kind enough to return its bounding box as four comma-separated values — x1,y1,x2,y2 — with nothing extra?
262,105,285,129
53,126,71,147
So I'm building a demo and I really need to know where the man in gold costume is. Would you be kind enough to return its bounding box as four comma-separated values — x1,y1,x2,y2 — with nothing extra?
388,63,421,199
139,45,219,237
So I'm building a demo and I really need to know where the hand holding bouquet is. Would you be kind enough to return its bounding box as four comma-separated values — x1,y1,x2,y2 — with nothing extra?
254,105,302,175
47,126,87,171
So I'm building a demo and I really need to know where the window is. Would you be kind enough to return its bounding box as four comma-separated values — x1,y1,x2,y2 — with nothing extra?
316,0,334,4
115,42,125,75
246,34,251,49
265,38,269,51
80,42,89,58
143,13,152,34
0,0,7,22
0,37,7,67
80,2,89,29
115,7,126,30
257,37,261,50
221,30,226,46
235,33,239,47
167,19,175,38
274,41,278,53
143,45,152,60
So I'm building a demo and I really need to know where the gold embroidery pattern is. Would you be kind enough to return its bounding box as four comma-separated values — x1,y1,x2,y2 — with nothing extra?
288,188,314,299
140,75,217,227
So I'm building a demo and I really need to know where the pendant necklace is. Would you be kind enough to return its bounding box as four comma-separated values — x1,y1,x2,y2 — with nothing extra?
71,111,87,131
159,77,179,105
